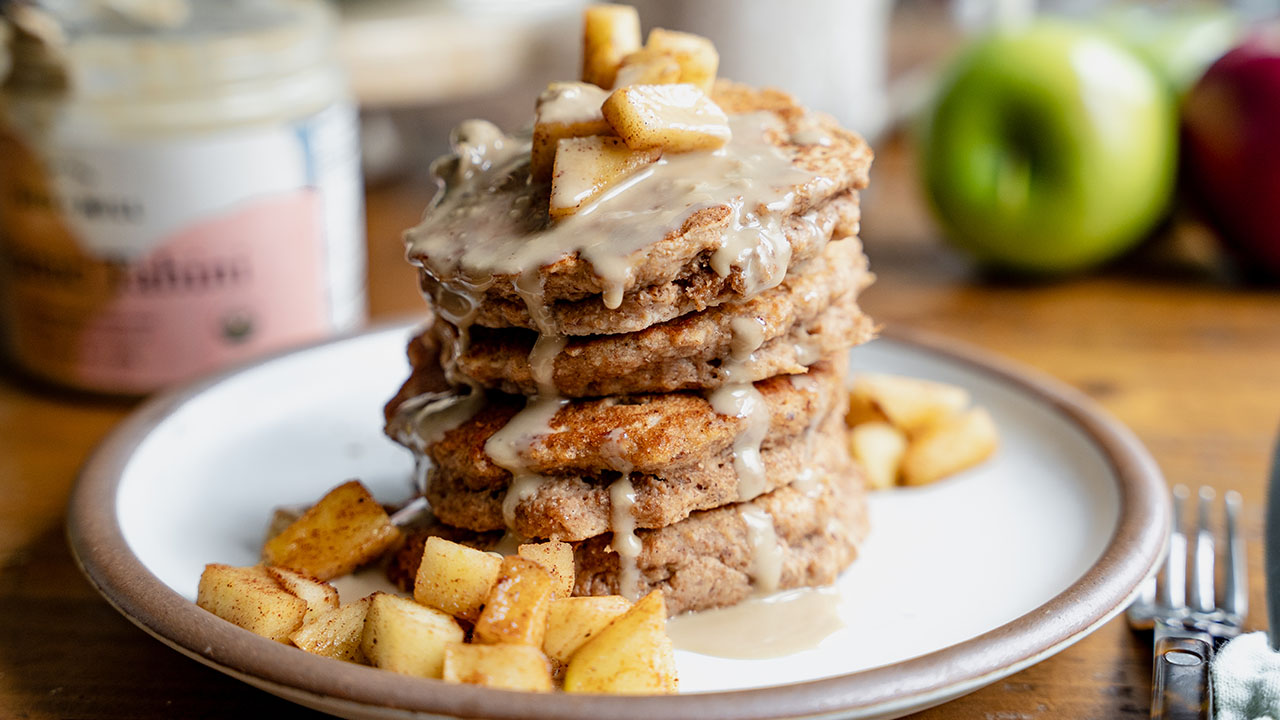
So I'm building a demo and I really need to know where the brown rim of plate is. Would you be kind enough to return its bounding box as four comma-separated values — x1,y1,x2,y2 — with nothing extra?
66,321,1169,720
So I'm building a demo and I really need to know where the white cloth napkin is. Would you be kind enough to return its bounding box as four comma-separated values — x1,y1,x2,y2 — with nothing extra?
1214,632,1280,720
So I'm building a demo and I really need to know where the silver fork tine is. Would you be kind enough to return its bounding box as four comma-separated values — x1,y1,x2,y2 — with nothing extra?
1161,485,1189,611
1191,487,1216,613
1223,490,1248,622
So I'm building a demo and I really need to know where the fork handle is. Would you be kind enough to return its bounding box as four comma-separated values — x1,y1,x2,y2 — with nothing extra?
1151,634,1213,720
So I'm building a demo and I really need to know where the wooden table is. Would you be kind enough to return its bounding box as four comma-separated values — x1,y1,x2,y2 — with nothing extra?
1,134,1277,719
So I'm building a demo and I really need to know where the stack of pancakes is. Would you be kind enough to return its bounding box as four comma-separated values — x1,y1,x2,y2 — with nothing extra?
386,83,876,615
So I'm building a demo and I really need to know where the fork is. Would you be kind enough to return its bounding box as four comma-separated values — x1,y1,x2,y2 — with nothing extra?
1127,485,1247,720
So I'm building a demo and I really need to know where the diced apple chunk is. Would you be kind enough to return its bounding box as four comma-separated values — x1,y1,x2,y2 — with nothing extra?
602,84,731,153
581,4,641,89
517,540,576,598
614,48,682,87
290,596,373,663
901,407,999,486
473,556,555,646
196,564,307,643
549,136,661,219
442,643,554,692
413,536,502,622
265,566,339,624
261,480,401,581
645,28,719,92
360,593,464,679
848,421,909,490
845,385,890,426
543,595,632,664
531,82,614,183
563,590,677,694
855,373,971,436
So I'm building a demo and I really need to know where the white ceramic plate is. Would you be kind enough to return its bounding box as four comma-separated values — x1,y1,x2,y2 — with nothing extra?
68,322,1168,720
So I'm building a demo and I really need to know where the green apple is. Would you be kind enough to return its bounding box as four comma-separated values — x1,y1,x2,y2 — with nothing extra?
917,21,1178,275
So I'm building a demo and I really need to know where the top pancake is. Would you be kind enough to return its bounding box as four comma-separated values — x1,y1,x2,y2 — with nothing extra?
405,81,874,337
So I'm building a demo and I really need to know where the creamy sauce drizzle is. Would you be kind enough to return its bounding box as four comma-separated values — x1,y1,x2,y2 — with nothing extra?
536,82,610,124
709,317,771,502
667,587,843,659
739,503,783,594
405,112,820,321
608,476,643,601
792,327,821,366
487,394,567,528
790,128,833,147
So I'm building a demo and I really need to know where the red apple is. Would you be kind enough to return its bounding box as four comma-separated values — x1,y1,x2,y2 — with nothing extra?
1182,26,1280,279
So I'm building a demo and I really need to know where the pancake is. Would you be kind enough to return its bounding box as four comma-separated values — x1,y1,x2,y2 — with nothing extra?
387,463,868,616
435,190,865,335
445,236,876,397
573,462,867,615
431,192,861,336
423,355,847,482
427,408,850,541
405,81,873,337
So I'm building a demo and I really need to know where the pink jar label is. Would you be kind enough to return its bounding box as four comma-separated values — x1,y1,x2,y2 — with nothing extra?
0,103,366,393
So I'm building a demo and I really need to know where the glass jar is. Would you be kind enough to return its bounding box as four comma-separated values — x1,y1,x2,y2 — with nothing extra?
0,0,366,394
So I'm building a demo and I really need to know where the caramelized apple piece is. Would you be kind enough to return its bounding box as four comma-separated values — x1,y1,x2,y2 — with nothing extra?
473,557,555,646
531,81,614,183
614,48,682,87
602,84,731,153
563,590,677,694
645,28,719,92
848,421,909,490
261,480,401,581
442,643,554,692
581,4,641,89
549,136,661,219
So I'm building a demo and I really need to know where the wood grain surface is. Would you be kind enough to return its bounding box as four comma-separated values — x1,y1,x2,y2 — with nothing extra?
1,132,1277,719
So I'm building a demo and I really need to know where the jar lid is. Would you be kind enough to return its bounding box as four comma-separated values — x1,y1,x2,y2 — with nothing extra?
4,0,335,98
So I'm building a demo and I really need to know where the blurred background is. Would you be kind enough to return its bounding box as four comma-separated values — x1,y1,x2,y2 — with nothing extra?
0,0,1277,393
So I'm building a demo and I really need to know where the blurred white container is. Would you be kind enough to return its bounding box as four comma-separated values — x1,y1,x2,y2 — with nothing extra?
0,0,366,394
628,0,1038,142
628,0,894,139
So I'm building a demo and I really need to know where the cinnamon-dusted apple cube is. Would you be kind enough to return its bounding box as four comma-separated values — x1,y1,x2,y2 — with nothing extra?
549,136,661,219
196,564,307,643
264,566,339,624
845,385,890,427
581,3,641,89
602,84,731,153
563,590,677,694
848,421,909,490
413,536,502,621
442,643,554,692
290,595,373,664
645,28,719,92
473,556,555,646
531,81,614,183
517,540,575,598
856,373,971,436
360,593,465,679
543,595,632,664
901,407,999,486
261,480,401,581
614,48,682,87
